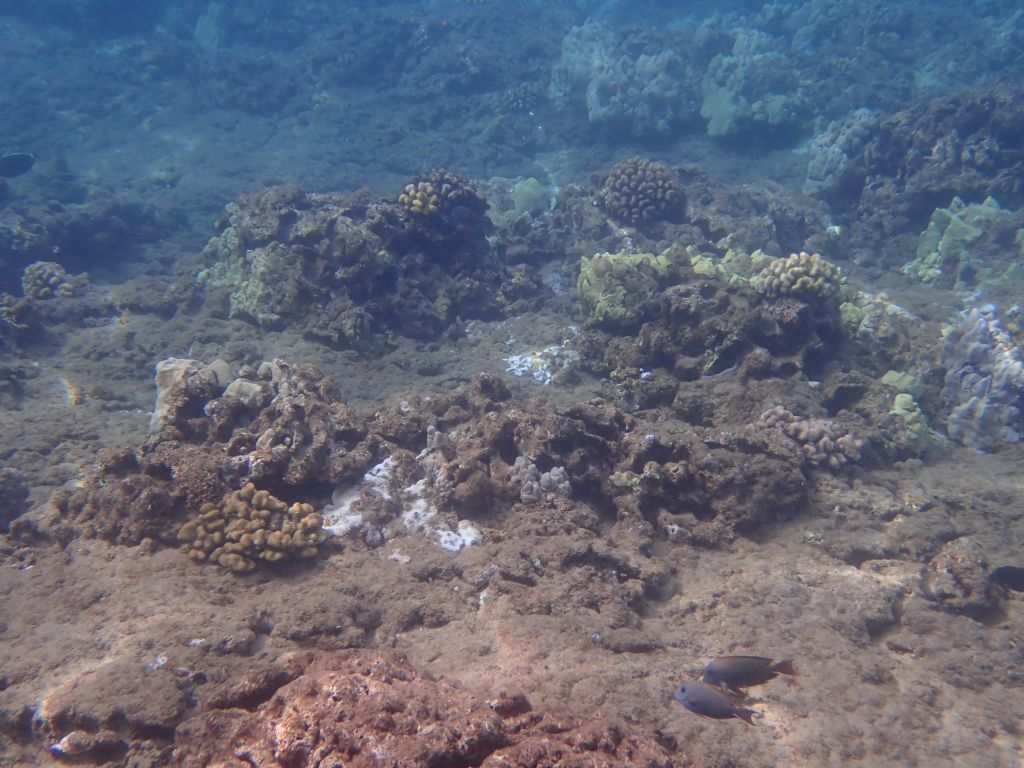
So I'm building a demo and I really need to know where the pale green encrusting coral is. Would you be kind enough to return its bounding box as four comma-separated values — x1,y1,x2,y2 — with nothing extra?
890,392,935,455
881,370,924,397
577,249,674,324
195,201,273,324
902,196,1023,291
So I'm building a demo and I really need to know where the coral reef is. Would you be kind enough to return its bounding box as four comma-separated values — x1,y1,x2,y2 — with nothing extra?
52,359,380,546
178,483,329,573
942,304,1024,450
757,406,864,469
197,184,511,348
752,251,843,299
700,30,809,139
597,157,685,225
20,261,77,300
803,88,1024,267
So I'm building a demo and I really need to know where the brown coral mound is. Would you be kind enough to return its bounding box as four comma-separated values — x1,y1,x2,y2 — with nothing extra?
178,483,329,573
399,168,488,222
174,653,675,768
598,157,685,225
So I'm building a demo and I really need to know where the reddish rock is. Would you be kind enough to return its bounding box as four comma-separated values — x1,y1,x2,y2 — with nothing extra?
174,653,676,768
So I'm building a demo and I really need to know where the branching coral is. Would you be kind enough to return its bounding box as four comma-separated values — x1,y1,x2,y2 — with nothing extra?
21,261,77,300
758,406,863,469
178,482,328,573
598,157,684,225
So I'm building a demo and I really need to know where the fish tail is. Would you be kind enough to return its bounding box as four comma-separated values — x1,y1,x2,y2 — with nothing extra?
735,707,758,726
771,659,797,676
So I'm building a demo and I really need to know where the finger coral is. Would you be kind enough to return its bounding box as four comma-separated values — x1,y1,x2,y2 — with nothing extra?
752,251,842,299
597,157,684,225
178,482,328,573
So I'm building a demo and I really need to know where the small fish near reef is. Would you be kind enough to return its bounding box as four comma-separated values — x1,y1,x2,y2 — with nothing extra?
673,681,758,725
703,655,796,694
0,152,36,178
989,565,1024,592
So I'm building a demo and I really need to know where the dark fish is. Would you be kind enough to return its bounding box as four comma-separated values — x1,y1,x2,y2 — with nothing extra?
673,681,757,725
703,656,797,692
0,152,35,178
989,565,1024,592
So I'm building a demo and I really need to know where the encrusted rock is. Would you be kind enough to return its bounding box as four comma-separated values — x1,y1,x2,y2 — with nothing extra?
174,653,674,768
921,537,1000,618
0,466,30,532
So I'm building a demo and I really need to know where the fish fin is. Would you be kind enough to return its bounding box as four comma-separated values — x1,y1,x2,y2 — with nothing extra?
771,659,797,676
734,707,758,726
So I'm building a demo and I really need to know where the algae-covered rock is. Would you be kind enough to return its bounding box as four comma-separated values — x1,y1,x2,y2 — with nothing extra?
752,251,843,299
577,249,674,327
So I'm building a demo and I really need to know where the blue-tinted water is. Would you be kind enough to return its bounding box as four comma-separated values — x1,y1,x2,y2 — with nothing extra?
0,2,1022,766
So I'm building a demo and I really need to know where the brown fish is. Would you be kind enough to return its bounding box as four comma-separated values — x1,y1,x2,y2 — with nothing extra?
703,655,796,693
673,681,757,725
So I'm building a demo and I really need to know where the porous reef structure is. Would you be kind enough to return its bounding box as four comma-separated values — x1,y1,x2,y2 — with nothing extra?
196,181,515,351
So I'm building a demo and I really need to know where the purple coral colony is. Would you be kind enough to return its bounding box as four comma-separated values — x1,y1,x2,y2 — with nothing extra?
0,1,1023,767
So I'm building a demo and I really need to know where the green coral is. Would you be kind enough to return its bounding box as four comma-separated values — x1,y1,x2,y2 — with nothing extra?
902,196,1020,291
196,203,280,324
890,393,935,455
686,246,752,285
577,249,673,325
510,178,551,214
881,370,923,397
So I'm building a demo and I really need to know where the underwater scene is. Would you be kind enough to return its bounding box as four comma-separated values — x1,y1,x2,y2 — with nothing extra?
1,0,1024,765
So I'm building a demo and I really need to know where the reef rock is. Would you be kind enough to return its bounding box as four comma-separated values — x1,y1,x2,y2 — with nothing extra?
174,653,675,768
